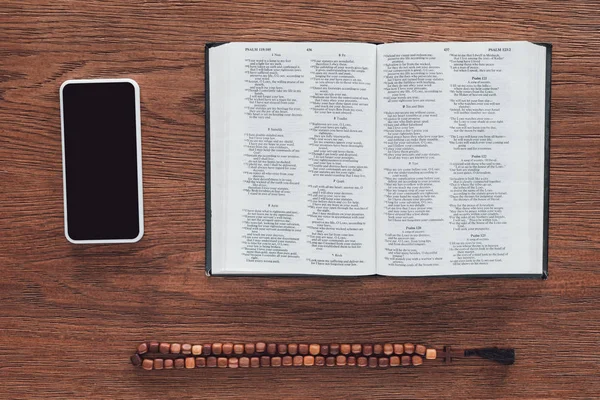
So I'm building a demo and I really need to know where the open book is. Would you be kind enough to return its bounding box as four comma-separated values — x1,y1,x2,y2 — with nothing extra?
206,41,551,277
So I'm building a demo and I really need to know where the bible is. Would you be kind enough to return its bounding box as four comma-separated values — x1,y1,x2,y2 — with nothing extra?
205,41,550,277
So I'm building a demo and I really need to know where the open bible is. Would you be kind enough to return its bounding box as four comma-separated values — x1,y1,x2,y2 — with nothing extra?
206,41,550,277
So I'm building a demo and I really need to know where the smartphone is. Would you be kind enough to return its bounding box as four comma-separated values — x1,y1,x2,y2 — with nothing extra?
60,78,143,244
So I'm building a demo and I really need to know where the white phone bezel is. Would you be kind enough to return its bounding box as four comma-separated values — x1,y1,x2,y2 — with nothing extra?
60,78,144,244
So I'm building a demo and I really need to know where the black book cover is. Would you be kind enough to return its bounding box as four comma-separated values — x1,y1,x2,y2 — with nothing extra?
204,42,227,276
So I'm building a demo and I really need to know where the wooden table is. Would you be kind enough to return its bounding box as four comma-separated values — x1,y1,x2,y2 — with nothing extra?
2,1,599,398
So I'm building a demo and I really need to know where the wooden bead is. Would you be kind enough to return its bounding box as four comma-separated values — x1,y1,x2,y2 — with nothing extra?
191,345,202,355
378,358,389,368
223,343,233,355
404,343,415,354
271,357,282,367
250,357,260,367
164,359,174,369
149,342,159,353
426,348,437,360
278,344,288,355
148,342,160,353
239,357,250,368
203,344,212,356
329,344,340,355
218,357,228,368
357,356,368,367
401,355,411,366
159,343,170,354
288,344,298,355
185,357,195,369
363,344,373,356
260,356,270,367
336,355,346,366
207,357,217,368
175,358,185,369
373,344,383,355
320,345,329,355
340,344,351,355
347,356,356,366
383,343,394,355
182,344,192,355
293,355,303,366
282,355,293,366
412,355,423,366
130,354,142,366
245,343,255,354
390,356,400,367
170,343,181,354
137,343,148,355
154,359,164,370
195,357,206,368
415,345,426,356
267,343,277,355
228,358,239,368
326,357,336,366
315,356,325,366
212,343,222,355
303,356,315,366
142,359,153,370
351,344,362,354
393,344,404,355
255,342,266,353
368,357,378,368
298,344,309,355
309,344,320,355
234,344,244,355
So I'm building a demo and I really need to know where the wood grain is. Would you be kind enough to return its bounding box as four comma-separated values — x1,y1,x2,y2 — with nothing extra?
1,0,599,398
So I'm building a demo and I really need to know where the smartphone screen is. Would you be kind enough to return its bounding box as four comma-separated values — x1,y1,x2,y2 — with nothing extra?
60,79,143,243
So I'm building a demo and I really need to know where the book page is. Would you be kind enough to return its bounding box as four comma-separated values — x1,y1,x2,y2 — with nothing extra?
376,42,546,276
209,42,377,275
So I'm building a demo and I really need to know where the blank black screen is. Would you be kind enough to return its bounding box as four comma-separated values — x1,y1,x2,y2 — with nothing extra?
62,81,140,241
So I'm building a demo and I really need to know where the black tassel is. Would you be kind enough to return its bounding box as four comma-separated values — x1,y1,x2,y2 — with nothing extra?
464,347,515,365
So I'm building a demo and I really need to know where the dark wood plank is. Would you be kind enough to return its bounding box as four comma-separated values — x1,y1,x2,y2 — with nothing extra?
1,0,599,398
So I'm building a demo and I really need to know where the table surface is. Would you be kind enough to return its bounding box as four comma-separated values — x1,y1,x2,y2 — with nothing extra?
2,0,599,398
